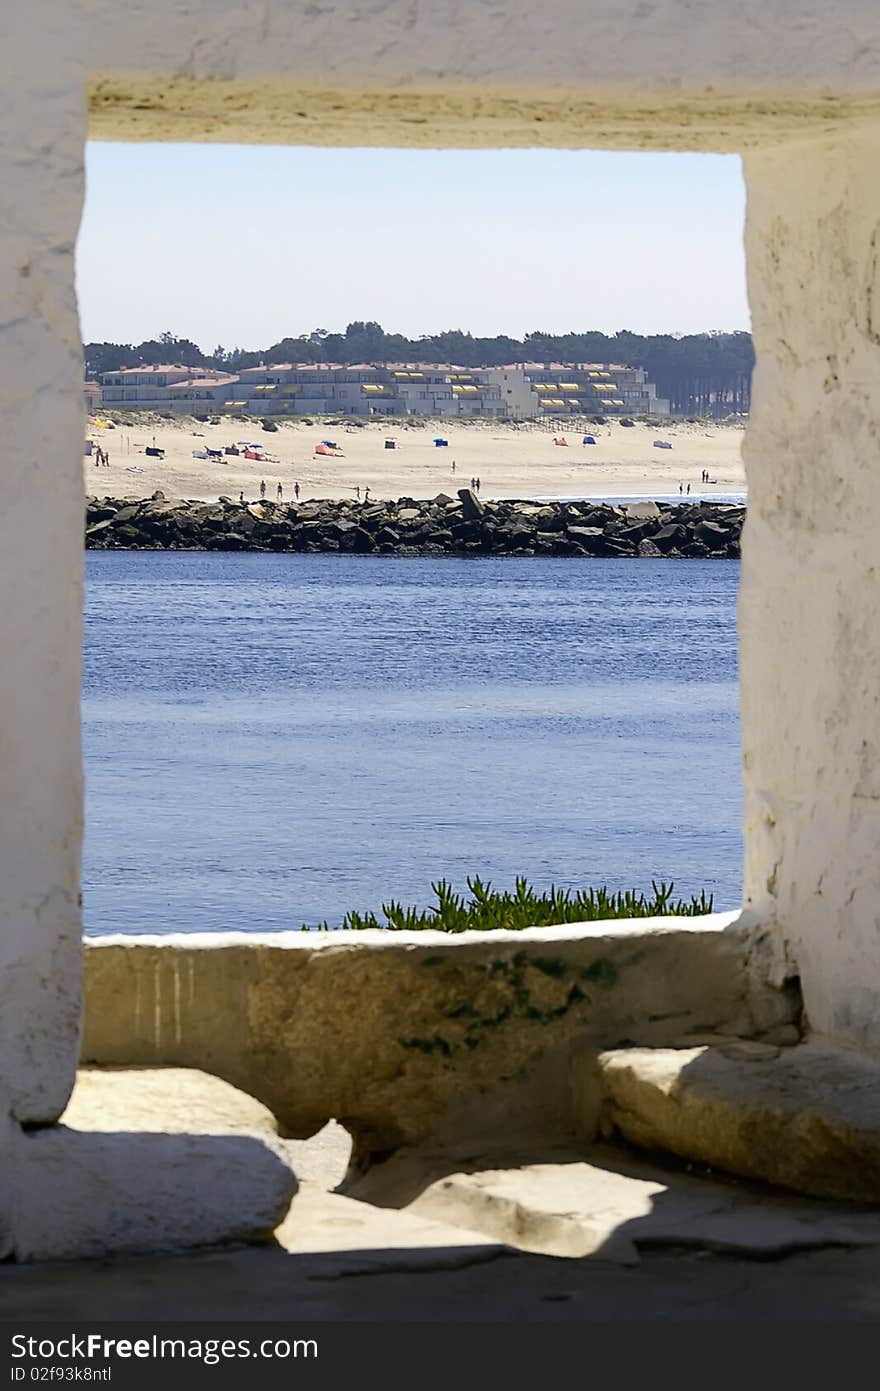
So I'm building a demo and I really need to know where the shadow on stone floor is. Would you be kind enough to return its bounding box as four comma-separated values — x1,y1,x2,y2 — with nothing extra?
6,1238,880,1322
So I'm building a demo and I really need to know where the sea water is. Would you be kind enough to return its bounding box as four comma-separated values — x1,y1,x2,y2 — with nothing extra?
83,552,741,934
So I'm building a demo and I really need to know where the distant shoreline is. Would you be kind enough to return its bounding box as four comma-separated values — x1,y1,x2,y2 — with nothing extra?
84,413,747,508
85,491,743,559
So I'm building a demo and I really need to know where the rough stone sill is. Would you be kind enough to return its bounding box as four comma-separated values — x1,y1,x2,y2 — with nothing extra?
83,908,785,1156
84,907,747,952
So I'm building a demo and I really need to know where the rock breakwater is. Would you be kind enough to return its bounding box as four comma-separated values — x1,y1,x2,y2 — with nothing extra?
85,490,743,558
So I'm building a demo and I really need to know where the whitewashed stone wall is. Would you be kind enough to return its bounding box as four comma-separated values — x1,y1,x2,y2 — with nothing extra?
5,0,880,1254
741,130,880,1045
0,9,88,1253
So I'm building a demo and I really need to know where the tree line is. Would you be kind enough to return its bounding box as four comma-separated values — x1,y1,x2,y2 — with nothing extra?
85,324,754,415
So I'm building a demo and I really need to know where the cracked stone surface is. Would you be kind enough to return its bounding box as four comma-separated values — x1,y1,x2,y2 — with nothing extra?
275,1188,504,1276
399,1145,880,1263
9,1103,880,1316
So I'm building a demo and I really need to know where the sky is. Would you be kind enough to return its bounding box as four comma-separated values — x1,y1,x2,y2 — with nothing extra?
77,145,749,351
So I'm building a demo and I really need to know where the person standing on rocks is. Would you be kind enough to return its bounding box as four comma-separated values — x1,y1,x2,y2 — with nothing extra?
239,490,245,503
260,479,266,499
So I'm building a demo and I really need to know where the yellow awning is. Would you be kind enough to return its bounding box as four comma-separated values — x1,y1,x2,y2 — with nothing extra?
227,401,247,407
568,398,582,406
559,382,581,391
452,384,479,395
612,398,625,405
601,398,616,406
253,384,276,393
592,384,607,392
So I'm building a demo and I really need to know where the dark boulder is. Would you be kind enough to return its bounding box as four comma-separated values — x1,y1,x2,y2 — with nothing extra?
457,488,485,520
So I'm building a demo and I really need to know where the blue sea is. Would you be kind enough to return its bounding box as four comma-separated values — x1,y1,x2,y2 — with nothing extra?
82,553,742,934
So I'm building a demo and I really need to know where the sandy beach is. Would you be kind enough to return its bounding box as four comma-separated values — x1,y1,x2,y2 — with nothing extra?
85,414,746,503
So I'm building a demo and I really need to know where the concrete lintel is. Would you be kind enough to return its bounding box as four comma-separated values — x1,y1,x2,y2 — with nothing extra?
87,77,880,153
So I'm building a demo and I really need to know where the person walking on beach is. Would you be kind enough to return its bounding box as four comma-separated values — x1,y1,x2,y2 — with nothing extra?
451,460,456,474
364,485,371,502
294,481,300,501
277,482,283,501
475,476,481,493
686,482,691,495
679,482,683,494
355,485,360,500
260,479,266,499
104,449,110,468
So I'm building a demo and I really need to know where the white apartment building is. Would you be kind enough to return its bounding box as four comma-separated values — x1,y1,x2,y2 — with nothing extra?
231,364,506,417
94,362,666,418
483,364,670,419
98,365,239,411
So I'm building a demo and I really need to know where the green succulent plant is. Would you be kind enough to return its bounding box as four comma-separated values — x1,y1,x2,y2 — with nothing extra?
310,877,713,933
